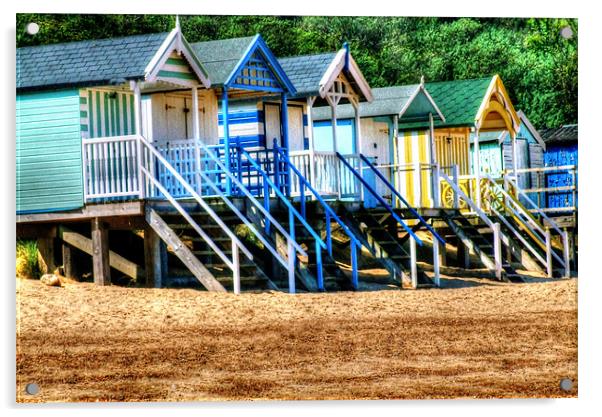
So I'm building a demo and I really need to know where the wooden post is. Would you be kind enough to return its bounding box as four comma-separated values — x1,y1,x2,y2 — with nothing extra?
429,113,438,208
353,101,364,201
91,218,111,285
452,164,460,209
37,237,57,275
473,128,481,209
432,231,440,287
457,237,470,269
306,96,316,199
232,241,240,294
562,230,571,278
545,228,553,278
143,224,163,288
222,87,232,195
329,100,341,199
191,86,202,194
511,131,519,184
287,239,296,294
281,93,291,197
410,236,417,289
62,243,77,279
492,222,502,280
131,81,145,199
393,116,400,207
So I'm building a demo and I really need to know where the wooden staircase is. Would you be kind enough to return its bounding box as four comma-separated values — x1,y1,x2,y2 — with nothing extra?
146,202,279,291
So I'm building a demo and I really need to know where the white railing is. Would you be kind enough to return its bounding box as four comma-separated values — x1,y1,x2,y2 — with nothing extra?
82,135,141,199
439,170,503,279
288,150,361,199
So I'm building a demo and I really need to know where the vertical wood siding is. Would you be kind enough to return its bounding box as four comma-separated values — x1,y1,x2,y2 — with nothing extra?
16,89,83,213
219,100,265,148
84,88,136,139
433,127,470,175
396,130,432,207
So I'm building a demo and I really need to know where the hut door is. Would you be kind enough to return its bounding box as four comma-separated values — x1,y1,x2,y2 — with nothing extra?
165,95,189,140
264,103,281,148
516,138,530,189
287,106,304,151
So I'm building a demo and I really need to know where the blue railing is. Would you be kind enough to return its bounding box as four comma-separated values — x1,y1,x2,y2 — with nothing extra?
336,152,423,246
274,142,362,289
237,147,328,287
358,154,445,245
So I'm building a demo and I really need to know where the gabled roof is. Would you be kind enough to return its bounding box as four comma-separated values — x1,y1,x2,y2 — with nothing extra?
517,110,546,149
279,52,337,97
278,48,372,102
191,36,257,86
540,124,578,144
191,34,295,93
399,77,492,130
17,32,170,91
311,83,445,122
17,29,211,92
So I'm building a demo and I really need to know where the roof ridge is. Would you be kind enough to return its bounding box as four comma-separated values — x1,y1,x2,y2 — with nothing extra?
278,51,337,61
425,76,493,85
17,31,171,51
191,35,256,46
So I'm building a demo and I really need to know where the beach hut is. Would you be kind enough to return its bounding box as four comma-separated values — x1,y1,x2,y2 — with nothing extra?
311,80,445,207
539,124,578,216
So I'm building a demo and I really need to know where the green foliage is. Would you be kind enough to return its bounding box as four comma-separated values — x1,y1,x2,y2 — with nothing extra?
16,14,577,128
16,240,41,279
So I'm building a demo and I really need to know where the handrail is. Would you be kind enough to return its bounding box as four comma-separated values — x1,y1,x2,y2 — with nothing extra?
138,137,254,261
198,142,307,258
482,174,547,238
359,153,445,245
275,144,362,289
275,147,361,249
439,171,495,229
238,148,327,251
504,175,565,236
336,152,423,246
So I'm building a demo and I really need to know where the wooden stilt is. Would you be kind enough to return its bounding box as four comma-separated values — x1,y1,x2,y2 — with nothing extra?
37,237,57,275
62,243,77,279
410,237,417,289
91,218,111,286
144,224,163,288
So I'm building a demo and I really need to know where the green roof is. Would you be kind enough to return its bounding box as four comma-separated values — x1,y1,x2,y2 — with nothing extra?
312,84,435,121
16,32,170,91
190,36,256,86
399,77,492,130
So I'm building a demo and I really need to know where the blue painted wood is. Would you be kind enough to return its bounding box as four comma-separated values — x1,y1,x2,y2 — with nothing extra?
337,152,423,246
315,240,324,291
222,88,232,195
359,154,445,245
544,143,578,210
16,89,84,214
351,241,358,290
281,93,291,197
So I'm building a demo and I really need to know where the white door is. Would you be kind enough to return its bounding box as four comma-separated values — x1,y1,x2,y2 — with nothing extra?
264,103,281,148
288,106,304,151
165,95,189,140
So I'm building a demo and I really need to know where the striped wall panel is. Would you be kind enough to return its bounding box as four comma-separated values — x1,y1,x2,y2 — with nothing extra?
395,130,432,207
84,89,136,139
218,101,265,148
157,52,199,87
17,89,84,213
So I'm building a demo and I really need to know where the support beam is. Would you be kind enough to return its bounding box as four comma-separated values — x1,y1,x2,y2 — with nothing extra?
393,116,400,207
306,96,317,199
91,218,111,286
131,80,145,199
432,231,440,287
473,128,481,209
58,225,144,281
37,237,57,275
409,236,418,289
329,99,341,198
144,224,163,288
191,86,202,194
511,131,519,182
281,93,291,197
62,243,77,279
353,101,363,201
222,87,232,195
429,113,439,208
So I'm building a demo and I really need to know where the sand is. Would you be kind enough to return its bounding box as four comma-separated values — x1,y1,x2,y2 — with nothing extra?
16,276,577,402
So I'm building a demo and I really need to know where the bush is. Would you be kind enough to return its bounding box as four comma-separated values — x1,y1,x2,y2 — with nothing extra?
16,240,42,279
